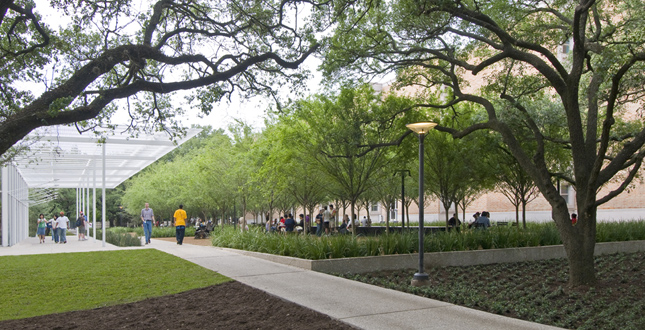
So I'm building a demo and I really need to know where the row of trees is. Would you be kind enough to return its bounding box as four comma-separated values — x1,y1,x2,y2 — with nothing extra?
122,84,552,234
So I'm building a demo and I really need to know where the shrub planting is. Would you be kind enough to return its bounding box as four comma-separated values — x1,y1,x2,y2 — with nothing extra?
210,220,645,260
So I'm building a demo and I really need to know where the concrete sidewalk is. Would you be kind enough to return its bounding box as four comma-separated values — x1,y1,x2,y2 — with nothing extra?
1,237,562,330
0,235,122,256
149,239,562,330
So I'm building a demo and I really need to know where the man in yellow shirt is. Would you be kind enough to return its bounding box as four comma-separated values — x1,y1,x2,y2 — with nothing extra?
173,204,188,245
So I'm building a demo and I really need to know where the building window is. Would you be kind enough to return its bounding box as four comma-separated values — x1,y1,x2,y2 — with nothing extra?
560,37,573,56
560,182,569,205
371,203,379,212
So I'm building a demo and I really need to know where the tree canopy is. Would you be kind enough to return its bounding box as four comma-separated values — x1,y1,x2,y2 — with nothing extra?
0,0,321,162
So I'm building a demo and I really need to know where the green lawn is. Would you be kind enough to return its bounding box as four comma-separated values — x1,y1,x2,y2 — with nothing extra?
0,249,231,321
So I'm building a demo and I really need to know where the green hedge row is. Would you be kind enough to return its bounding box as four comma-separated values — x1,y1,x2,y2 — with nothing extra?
210,221,645,260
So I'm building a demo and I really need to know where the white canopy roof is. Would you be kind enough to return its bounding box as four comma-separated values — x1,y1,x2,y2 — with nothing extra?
11,125,201,189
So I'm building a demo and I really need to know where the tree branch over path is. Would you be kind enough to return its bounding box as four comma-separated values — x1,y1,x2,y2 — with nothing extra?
0,0,323,159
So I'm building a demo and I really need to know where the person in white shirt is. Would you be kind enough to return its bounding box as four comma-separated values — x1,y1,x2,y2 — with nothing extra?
54,211,70,244
361,216,368,227
49,215,58,242
323,205,333,235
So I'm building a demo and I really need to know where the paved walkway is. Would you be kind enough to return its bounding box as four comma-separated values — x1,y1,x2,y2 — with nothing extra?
0,235,122,256
1,236,562,330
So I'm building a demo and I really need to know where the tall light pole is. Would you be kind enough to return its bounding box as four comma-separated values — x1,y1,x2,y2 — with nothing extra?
406,122,437,287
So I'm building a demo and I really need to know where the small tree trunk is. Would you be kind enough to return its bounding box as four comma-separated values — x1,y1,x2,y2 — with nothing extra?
521,201,527,229
308,206,314,235
385,205,390,234
351,201,356,236
442,200,450,230
461,204,466,228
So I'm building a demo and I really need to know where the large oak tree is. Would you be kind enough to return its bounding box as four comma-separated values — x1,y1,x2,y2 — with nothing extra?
323,0,645,287
0,0,320,160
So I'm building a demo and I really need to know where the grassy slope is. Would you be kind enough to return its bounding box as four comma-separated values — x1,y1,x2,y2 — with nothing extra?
0,249,230,321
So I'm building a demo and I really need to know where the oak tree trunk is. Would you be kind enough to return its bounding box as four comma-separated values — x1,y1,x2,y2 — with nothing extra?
553,203,597,287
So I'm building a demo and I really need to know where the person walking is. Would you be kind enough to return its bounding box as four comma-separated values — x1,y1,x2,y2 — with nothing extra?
50,214,59,242
77,211,87,241
45,215,53,240
36,214,47,243
173,204,187,245
141,203,155,244
55,211,70,244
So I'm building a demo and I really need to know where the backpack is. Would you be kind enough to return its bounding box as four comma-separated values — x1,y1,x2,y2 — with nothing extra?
76,216,84,227
76,219,81,227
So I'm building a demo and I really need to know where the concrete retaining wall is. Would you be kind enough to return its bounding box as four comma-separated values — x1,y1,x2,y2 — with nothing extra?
222,240,645,274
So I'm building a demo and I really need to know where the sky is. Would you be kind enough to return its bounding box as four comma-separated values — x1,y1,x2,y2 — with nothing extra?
30,0,395,135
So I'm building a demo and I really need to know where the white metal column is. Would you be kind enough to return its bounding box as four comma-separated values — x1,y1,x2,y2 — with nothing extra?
1,166,7,247
93,162,97,242
1,164,29,246
101,142,106,247
76,187,79,239
85,180,89,234
11,167,16,245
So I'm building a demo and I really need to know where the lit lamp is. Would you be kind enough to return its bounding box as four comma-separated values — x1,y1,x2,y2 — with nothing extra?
406,122,437,286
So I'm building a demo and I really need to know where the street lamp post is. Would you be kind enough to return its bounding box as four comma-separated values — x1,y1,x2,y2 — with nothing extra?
406,122,437,287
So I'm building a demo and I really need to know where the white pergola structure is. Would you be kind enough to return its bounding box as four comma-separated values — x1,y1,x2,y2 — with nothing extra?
1,125,201,247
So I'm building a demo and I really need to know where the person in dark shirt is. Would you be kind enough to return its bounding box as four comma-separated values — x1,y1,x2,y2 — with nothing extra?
468,212,481,229
298,214,305,228
315,208,324,236
284,214,296,232
339,216,348,234
448,213,461,232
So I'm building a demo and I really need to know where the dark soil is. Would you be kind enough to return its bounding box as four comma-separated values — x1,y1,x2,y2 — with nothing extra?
337,251,645,330
0,281,356,330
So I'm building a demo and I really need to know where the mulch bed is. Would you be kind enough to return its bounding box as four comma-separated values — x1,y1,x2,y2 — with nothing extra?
0,281,357,330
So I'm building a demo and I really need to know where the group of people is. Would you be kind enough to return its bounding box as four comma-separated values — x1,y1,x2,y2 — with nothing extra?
338,215,372,234
35,211,84,244
315,205,336,236
266,213,305,233
264,205,377,236
469,211,492,229
446,211,492,231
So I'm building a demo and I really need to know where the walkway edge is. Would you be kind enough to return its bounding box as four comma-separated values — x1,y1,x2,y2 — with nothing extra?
222,240,645,274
